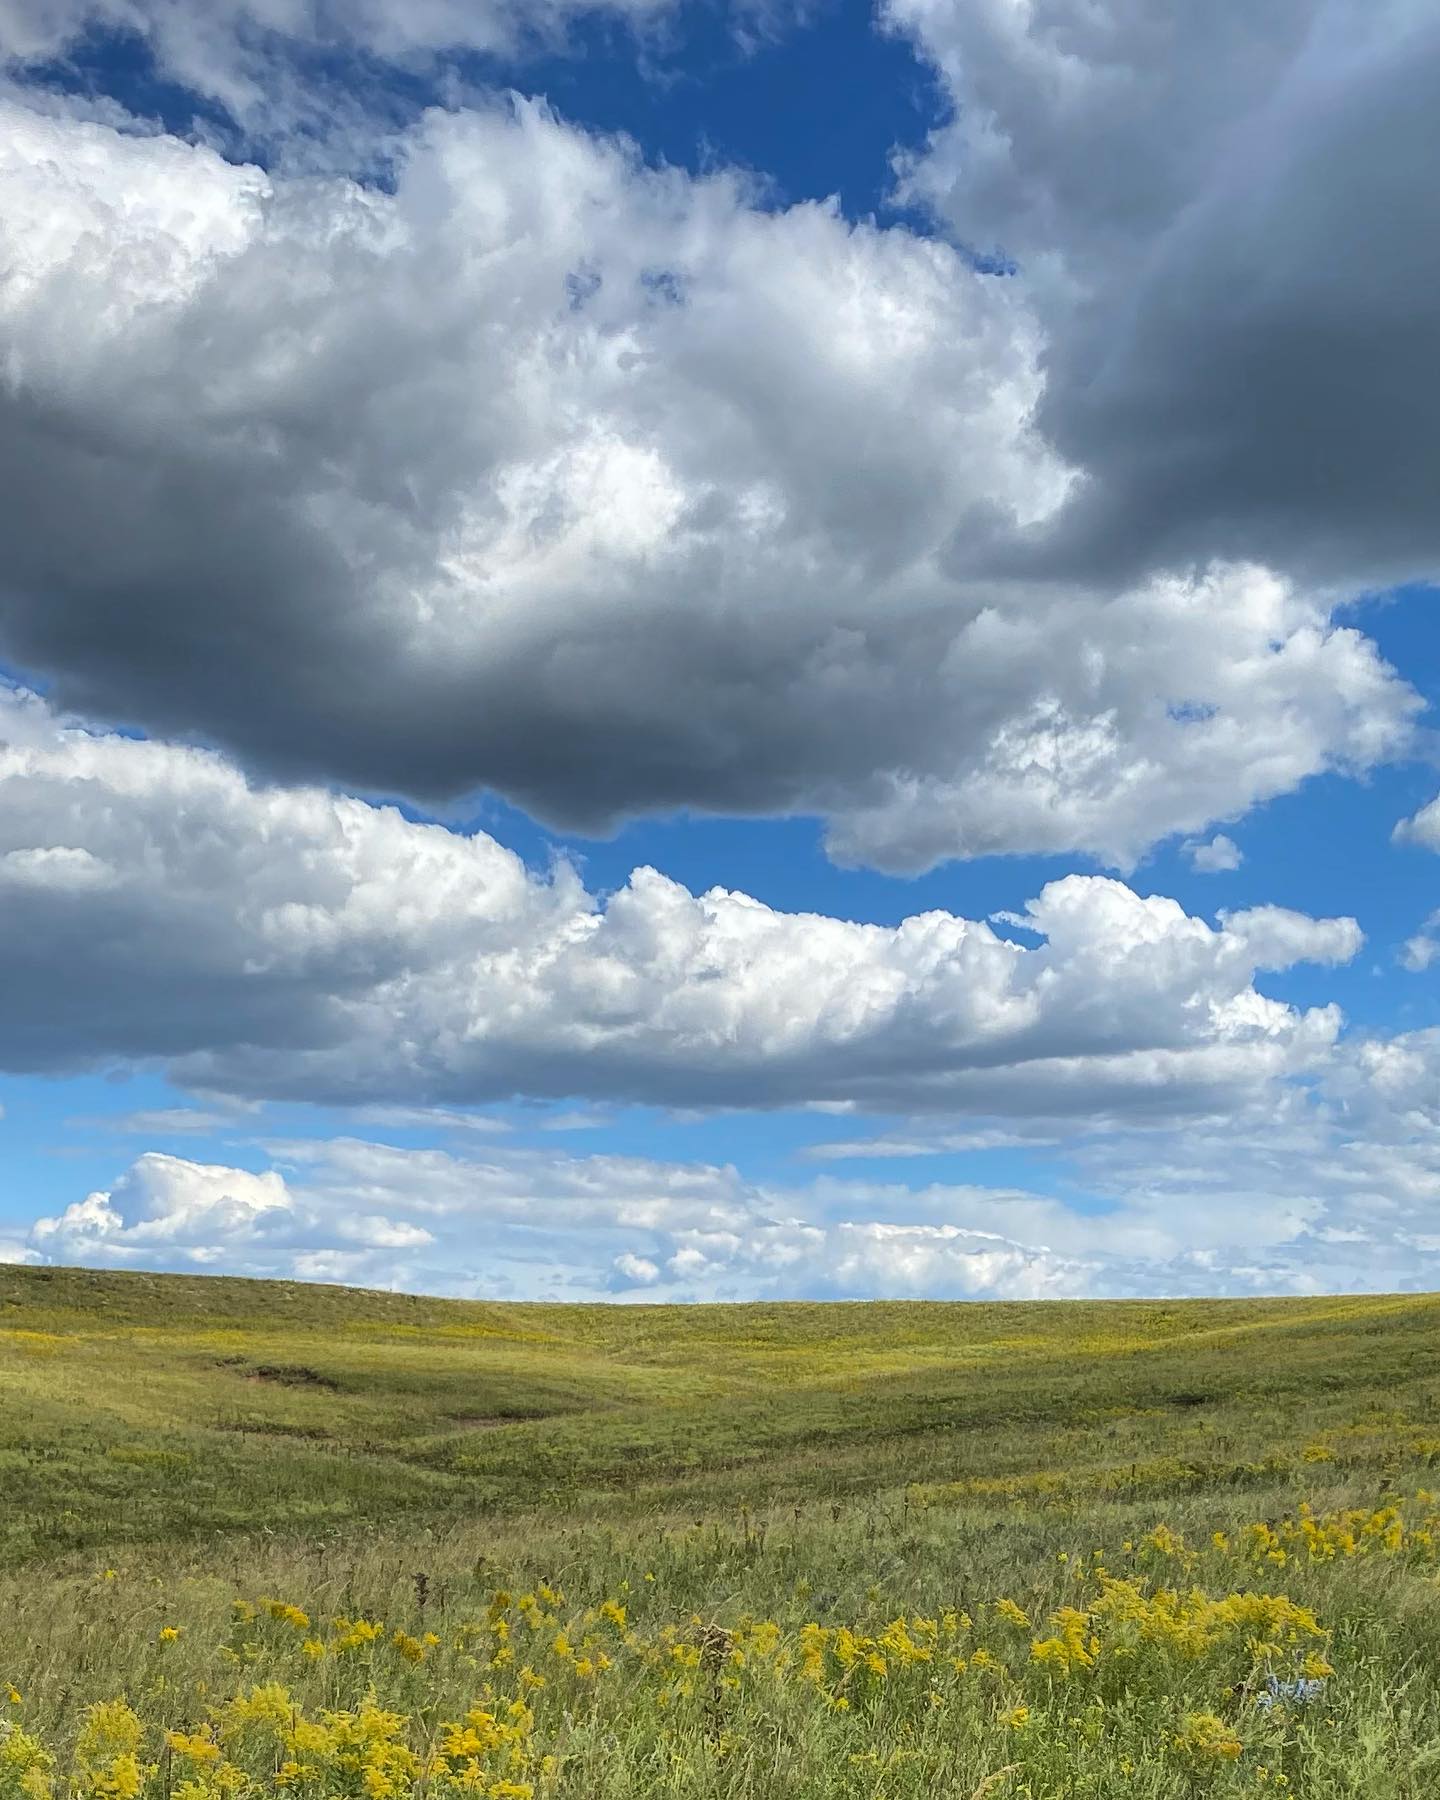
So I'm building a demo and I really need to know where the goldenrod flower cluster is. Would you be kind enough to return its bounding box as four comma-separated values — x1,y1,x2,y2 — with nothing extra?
0,1563,1324,1800
14,1492,1440,1798
1242,1500,1435,1565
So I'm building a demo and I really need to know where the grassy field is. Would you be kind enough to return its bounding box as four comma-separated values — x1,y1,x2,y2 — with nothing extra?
4,1267,1440,1796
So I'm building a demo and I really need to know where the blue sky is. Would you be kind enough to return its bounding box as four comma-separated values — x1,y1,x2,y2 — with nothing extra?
1,0,1438,1301
41,0,945,215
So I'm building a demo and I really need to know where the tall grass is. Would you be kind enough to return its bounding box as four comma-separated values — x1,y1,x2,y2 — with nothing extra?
4,1269,1440,1795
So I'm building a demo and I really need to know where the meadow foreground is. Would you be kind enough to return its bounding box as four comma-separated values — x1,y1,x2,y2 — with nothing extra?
3,1269,1440,1797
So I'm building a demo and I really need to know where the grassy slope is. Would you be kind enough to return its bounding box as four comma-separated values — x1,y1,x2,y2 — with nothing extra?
4,1265,1440,1562
7,1268,1440,1796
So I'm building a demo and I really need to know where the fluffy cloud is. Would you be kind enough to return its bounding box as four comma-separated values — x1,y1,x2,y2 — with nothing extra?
32,1156,296,1264
1214,905,1360,972
1187,835,1242,874
0,684,1361,1117
29,1148,436,1280
0,96,1417,872
28,1141,769,1295
1395,793,1440,852
1400,924,1440,974
887,0,1440,592
1393,803,1440,970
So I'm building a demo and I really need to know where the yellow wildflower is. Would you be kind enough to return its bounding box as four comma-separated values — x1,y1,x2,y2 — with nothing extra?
2,1720,54,1800
1174,1711,1243,1761
264,1602,310,1631
75,1701,147,1800
164,1731,220,1766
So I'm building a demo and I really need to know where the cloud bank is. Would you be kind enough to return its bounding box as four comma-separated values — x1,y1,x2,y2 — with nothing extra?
0,685,1361,1116
24,1043,1440,1300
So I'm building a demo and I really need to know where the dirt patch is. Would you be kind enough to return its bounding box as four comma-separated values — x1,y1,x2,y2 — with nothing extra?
228,1362,341,1391
446,1411,545,1429
214,1419,335,1441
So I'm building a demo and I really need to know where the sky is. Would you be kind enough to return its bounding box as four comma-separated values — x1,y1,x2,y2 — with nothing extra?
0,0,1438,1303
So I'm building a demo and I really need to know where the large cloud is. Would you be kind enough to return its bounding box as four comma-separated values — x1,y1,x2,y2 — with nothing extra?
0,682,1360,1115
888,0,1440,590
0,95,1417,871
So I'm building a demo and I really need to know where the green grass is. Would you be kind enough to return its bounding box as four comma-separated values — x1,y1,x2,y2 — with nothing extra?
4,1267,1440,1797
5,1267,1440,1561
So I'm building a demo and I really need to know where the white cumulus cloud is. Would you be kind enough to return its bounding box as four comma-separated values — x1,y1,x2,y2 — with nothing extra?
1186,835,1243,874
1395,793,1440,852
1399,913,1440,974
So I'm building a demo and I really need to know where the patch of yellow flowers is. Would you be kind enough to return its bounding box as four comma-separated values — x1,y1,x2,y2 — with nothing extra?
1243,1499,1434,1565
5,1582,1301,1795
12,1491,1440,1795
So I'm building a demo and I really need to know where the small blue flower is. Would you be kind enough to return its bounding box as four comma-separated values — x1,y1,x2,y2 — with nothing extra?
1255,1673,1326,1708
